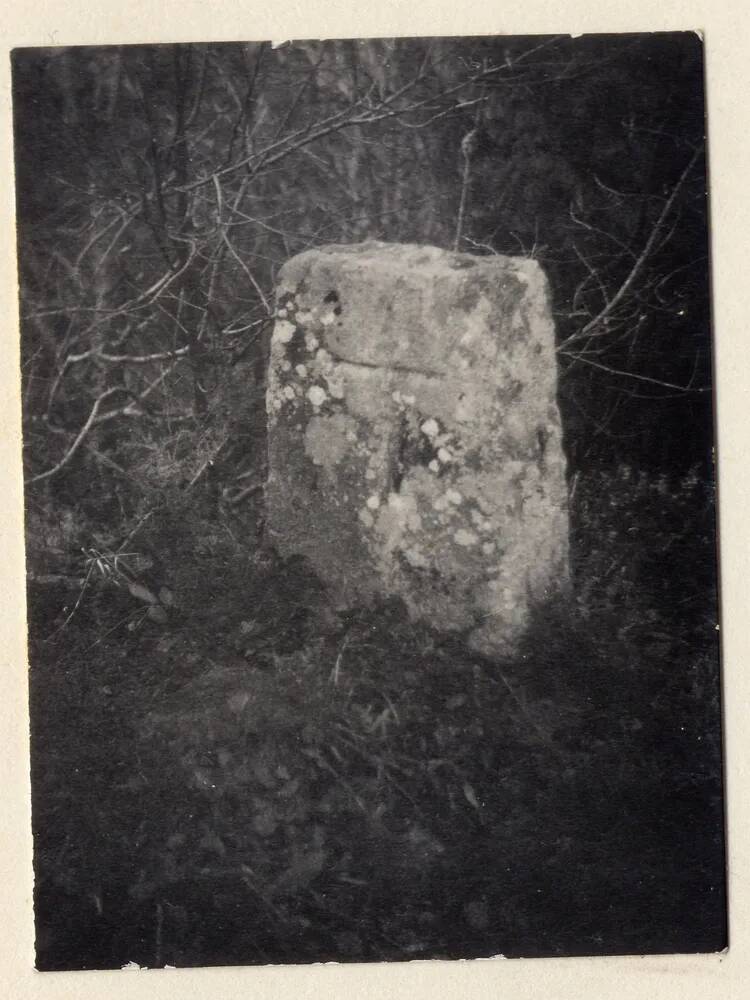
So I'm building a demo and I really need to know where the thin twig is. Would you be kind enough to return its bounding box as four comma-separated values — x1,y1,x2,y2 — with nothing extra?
27,387,122,485
98,347,189,364
559,350,710,392
330,634,351,687
559,146,703,351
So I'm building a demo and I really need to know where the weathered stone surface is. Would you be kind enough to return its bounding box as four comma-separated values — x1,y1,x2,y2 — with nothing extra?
265,241,569,657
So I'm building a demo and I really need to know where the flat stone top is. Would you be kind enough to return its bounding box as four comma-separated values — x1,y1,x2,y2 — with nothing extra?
294,240,534,272
276,242,553,378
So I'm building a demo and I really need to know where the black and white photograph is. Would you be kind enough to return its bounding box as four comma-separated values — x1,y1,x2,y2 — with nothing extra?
11,32,726,972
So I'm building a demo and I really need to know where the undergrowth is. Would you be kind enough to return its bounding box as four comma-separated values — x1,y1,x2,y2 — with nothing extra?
26,464,725,969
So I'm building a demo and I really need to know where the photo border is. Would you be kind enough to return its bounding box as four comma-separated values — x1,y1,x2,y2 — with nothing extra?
1,3,747,997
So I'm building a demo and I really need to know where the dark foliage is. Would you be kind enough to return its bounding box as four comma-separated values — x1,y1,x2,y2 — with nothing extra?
27,467,724,968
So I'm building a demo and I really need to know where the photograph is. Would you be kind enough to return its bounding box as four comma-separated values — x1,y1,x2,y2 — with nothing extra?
11,32,726,971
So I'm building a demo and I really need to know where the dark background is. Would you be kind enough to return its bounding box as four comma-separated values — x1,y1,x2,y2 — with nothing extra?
13,34,713,484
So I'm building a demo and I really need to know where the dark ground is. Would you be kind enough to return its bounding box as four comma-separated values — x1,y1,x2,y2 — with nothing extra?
26,466,726,970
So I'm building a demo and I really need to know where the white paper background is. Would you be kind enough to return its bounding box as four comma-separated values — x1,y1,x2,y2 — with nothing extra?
1,3,747,997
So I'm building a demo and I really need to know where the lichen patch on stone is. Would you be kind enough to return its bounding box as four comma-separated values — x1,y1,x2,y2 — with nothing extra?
325,375,345,399
274,320,296,344
402,546,428,568
454,528,478,547
304,413,358,469
307,385,328,408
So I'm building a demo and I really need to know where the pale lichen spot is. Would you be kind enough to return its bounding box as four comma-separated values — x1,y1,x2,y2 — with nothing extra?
421,418,439,438
297,310,313,325
272,398,283,411
474,495,495,516
346,430,358,443
402,394,416,406
305,333,319,352
280,359,292,372
380,491,422,533
316,348,331,366
454,528,478,547
277,307,288,318
304,412,357,468
437,447,453,464
283,385,296,400
482,541,496,555
455,396,472,422
469,510,493,533
428,459,440,473
359,508,374,528
392,390,402,404
295,364,307,379
307,385,328,407
320,310,336,326
446,489,463,505
274,320,295,344
326,377,345,399
403,547,427,568
366,495,381,510
433,495,448,512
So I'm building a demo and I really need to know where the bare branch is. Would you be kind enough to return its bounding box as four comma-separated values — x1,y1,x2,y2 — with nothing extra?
176,38,567,195
559,146,703,352
97,347,189,364
27,387,123,484
559,350,710,393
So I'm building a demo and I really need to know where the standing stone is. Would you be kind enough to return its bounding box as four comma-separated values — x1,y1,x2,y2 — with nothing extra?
265,241,569,657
